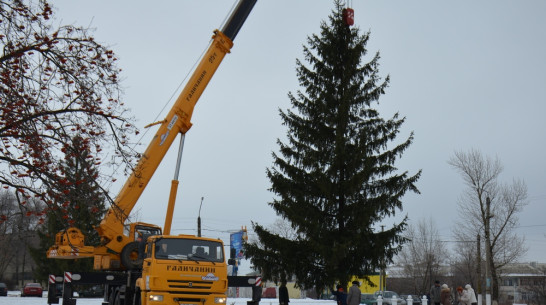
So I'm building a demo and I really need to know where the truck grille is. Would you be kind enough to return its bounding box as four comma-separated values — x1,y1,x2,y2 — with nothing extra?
167,279,213,291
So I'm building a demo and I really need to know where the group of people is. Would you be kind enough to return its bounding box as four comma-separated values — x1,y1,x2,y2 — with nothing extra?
332,280,362,305
279,279,361,305
430,280,478,305
332,279,477,305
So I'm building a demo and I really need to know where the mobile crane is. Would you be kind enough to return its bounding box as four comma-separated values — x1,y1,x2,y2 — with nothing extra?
46,1,257,304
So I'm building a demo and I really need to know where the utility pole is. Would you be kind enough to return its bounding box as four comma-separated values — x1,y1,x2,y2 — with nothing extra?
485,197,492,305
477,234,482,305
198,197,204,237
380,225,385,293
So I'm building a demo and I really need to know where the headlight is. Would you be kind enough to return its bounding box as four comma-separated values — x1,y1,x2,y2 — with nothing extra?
149,294,164,302
215,297,227,303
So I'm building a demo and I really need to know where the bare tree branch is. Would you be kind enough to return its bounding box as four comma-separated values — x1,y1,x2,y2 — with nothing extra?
0,0,139,227
394,217,448,295
449,148,528,301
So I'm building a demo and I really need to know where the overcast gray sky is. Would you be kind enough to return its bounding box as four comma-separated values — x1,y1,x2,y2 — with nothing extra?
51,0,546,267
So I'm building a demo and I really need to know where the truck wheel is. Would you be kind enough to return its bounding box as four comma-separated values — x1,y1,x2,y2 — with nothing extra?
121,241,143,269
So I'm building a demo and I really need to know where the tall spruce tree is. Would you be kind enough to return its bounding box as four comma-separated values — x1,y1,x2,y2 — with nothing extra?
244,1,421,293
30,136,107,281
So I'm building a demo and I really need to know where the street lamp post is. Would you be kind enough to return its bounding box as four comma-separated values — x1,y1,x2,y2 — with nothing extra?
198,197,204,237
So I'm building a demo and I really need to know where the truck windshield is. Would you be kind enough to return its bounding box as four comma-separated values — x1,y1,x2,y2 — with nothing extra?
154,238,224,262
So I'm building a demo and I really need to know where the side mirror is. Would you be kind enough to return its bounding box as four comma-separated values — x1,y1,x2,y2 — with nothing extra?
228,258,236,266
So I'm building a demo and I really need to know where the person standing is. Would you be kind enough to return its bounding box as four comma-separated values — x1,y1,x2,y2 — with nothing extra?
347,281,361,305
440,284,451,305
465,284,477,305
332,285,348,305
456,286,466,305
430,281,442,305
459,286,470,305
279,280,289,305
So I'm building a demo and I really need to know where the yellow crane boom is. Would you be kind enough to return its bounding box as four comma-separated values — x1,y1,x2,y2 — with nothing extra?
47,0,257,271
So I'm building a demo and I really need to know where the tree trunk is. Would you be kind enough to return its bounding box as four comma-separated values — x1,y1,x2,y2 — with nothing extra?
491,258,499,302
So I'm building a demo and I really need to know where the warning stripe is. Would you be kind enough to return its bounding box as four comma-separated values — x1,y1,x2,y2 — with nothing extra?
49,275,55,284
64,272,72,283
255,277,261,286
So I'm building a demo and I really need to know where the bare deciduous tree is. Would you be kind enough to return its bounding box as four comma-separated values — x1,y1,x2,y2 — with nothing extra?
450,232,480,292
0,0,138,225
269,218,299,241
0,190,43,285
394,217,448,296
449,149,528,302
0,190,17,280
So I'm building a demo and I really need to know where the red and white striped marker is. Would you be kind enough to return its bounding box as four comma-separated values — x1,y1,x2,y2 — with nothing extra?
49,274,55,284
64,272,72,283
255,277,261,286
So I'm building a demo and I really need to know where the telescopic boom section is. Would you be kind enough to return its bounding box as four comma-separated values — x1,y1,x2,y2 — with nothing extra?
92,0,257,254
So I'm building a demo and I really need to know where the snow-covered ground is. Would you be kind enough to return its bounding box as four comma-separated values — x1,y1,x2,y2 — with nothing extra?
0,291,337,305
